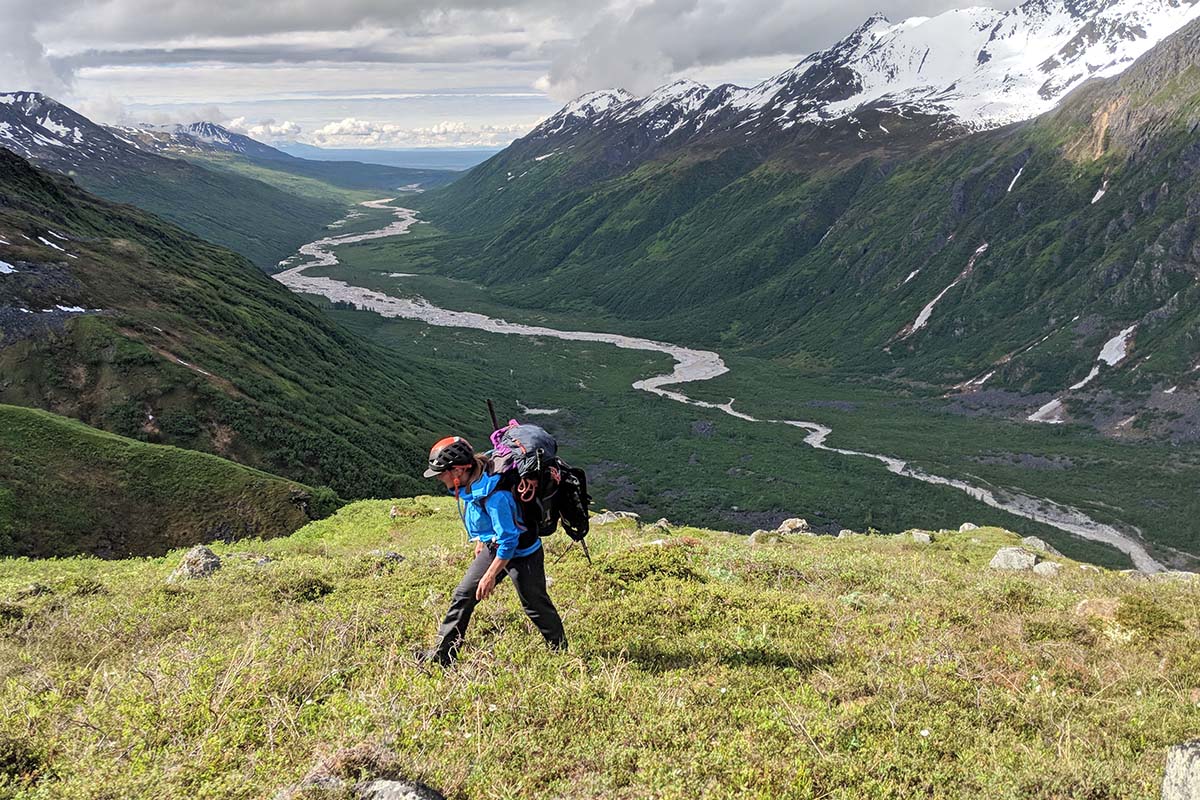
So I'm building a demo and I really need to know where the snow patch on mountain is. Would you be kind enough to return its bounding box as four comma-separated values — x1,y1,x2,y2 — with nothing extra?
530,0,1200,146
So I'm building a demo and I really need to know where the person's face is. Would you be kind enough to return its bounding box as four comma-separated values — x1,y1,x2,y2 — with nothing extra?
436,464,469,490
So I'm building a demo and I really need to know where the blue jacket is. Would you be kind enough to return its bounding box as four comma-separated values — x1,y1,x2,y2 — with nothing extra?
453,471,540,559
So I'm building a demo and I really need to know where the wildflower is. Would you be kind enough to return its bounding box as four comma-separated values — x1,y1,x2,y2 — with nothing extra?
920,729,930,737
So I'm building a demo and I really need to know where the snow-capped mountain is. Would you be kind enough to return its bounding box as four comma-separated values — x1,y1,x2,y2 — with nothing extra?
112,121,290,161
0,91,158,169
527,0,1200,148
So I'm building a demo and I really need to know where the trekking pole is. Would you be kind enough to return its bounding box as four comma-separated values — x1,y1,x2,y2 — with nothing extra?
486,399,500,433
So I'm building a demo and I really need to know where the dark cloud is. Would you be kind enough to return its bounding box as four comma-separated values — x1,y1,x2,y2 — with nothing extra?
3,0,1025,102
544,0,1025,97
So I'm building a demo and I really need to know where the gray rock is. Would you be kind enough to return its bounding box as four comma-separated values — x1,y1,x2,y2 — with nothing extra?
989,547,1038,571
1032,561,1063,578
910,531,933,545
837,529,855,539
959,522,979,532
1020,536,1063,557
167,545,221,582
356,778,445,800
1162,740,1200,800
1120,569,1150,580
593,510,640,525
777,518,810,534
748,530,784,545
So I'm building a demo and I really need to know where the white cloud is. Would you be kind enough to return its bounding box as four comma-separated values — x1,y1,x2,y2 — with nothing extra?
305,117,535,148
226,116,302,141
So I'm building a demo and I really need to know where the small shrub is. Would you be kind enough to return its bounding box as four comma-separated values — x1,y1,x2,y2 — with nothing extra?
312,742,399,781
273,575,335,603
599,544,701,583
62,577,106,597
1115,595,1183,639
306,487,343,520
990,580,1042,612
0,602,25,626
1024,618,1094,644
0,735,45,783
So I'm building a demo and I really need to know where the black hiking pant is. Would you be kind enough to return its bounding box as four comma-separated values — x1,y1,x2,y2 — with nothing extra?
433,542,566,660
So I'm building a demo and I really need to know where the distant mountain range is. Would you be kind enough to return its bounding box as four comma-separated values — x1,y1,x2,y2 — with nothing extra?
528,0,1200,157
0,93,457,268
276,143,501,171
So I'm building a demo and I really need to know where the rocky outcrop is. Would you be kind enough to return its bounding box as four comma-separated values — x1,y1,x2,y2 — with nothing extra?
989,547,1039,571
167,546,221,582
1162,740,1200,800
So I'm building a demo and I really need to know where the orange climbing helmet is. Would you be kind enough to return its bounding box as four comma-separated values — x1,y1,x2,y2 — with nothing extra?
423,436,475,478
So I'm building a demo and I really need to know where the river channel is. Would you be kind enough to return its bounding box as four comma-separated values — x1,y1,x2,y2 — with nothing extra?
276,199,1165,572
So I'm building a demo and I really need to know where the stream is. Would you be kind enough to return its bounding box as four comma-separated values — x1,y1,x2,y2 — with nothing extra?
276,199,1165,572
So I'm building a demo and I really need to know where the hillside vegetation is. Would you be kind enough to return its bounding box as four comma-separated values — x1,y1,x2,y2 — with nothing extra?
0,404,333,558
0,500,1196,798
0,149,475,500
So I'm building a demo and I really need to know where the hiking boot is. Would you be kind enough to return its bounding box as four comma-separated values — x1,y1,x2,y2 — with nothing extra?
414,647,454,666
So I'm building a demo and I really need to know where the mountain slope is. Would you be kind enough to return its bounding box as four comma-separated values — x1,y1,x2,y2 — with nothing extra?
116,120,459,195
408,15,1200,442
0,146,471,498
0,404,332,558
0,93,344,268
1,501,1196,797
519,0,1200,159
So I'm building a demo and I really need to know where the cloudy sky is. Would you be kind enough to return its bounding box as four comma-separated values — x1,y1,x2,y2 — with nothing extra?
1,0,1021,149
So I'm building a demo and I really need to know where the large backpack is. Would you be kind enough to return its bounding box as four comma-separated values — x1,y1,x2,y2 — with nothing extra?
484,421,592,562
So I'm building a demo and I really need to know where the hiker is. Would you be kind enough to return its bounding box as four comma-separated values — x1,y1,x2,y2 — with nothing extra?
418,435,567,665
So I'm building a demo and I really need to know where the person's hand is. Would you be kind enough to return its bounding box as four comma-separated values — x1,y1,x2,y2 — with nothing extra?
475,541,485,557
476,573,497,601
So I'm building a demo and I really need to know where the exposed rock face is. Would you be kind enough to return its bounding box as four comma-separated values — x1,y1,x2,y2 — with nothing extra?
167,546,221,582
1162,740,1200,800
989,547,1038,571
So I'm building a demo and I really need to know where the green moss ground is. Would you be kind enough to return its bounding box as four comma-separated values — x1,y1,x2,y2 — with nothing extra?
1,500,1196,798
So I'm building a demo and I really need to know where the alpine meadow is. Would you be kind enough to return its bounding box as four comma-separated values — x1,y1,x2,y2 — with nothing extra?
1,0,1199,798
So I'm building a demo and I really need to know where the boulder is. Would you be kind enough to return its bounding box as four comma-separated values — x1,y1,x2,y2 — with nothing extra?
959,522,979,532
748,530,784,545
593,510,640,525
777,518,810,534
645,518,672,534
989,547,1038,571
1020,536,1063,557
910,531,933,545
357,779,445,800
1162,740,1200,800
837,529,855,539
167,546,221,582
1032,561,1063,578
